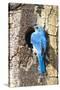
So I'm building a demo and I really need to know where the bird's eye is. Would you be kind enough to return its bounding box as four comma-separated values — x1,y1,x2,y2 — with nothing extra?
36,27,38,29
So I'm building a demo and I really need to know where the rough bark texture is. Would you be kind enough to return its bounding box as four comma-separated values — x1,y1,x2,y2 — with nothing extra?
8,3,58,87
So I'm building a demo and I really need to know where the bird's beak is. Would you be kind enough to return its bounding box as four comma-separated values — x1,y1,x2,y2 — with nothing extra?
33,26,36,29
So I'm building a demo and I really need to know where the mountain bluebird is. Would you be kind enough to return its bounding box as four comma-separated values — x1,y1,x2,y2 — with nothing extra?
31,26,47,74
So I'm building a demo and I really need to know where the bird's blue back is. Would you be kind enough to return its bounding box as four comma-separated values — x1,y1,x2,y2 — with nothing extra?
31,26,47,54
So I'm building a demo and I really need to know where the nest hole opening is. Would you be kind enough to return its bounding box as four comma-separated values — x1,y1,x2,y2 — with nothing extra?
25,27,35,48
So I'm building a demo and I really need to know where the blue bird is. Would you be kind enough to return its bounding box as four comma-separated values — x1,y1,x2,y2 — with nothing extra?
31,26,47,74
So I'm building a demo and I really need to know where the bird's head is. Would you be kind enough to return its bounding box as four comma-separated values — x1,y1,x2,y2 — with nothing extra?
33,24,44,32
